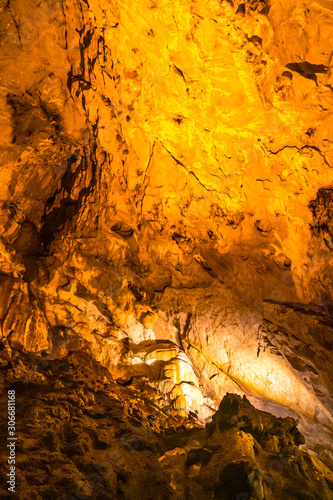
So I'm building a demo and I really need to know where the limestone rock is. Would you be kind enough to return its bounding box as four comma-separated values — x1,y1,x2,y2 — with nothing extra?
0,0,333,496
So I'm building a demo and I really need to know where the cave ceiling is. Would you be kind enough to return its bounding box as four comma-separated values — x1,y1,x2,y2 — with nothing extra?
1,0,333,497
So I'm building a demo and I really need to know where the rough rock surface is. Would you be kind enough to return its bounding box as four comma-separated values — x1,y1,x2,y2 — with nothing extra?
1,355,332,499
0,0,333,496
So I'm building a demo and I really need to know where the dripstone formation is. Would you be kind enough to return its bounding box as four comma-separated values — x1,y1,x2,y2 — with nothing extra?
0,0,333,498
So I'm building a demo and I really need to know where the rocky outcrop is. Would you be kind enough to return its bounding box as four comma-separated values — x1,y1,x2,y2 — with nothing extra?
1,350,332,500
1,0,333,496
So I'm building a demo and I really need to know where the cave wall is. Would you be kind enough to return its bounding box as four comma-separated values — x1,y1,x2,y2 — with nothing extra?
1,0,333,483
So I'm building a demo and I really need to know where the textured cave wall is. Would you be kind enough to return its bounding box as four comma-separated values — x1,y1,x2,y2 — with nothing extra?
0,0,333,483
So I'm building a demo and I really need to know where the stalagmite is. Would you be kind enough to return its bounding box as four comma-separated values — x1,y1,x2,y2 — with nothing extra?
0,0,333,497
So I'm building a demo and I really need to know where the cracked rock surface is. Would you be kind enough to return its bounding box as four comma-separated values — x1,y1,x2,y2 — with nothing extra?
1,356,332,499
1,0,333,497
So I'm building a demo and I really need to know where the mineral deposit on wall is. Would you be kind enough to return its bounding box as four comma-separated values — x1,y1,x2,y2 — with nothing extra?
0,0,333,497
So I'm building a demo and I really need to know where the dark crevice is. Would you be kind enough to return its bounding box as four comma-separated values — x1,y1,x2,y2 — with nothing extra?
39,144,97,250
285,61,328,85
309,187,333,246
263,299,333,326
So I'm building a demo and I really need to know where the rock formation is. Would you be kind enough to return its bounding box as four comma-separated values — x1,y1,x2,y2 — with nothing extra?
0,0,333,497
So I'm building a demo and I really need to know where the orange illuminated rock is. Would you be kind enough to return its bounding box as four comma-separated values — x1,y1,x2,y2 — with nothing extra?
0,0,333,494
